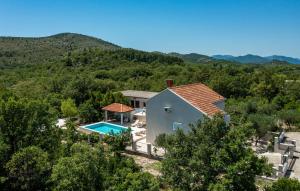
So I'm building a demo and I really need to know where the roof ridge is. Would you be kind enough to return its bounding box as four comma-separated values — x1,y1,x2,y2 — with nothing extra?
121,90,158,92
169,82,205,89
102,103,133,113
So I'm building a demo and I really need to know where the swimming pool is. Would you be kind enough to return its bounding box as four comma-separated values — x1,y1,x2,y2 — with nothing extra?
80,122,128,135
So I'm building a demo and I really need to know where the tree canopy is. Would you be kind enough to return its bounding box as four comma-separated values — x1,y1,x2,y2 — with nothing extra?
5,146,50,191
156,116,271,191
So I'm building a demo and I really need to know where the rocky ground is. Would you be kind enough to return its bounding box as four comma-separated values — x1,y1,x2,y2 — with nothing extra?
124,153,162,176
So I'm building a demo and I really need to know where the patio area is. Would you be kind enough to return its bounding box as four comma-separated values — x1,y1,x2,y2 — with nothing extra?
77,101,165,158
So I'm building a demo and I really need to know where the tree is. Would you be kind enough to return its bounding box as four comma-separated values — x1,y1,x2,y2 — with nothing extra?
157,116,271,191
0,136,10,189
5,146,50,191
154,133,167,153
278,110,300,129
265,178,300,191
61,98,78,118
0,136,9,169
63,76,96,105
61,120,80,156
103,129,131,157
100,92,129,108
0,97,61,155
111,172,159,191
79,100,100,123
51,143,103,191
103,155,159,191
65,120,79,144
248,114,277,145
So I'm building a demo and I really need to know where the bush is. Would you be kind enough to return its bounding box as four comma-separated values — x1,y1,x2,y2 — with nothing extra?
61,98,78,118
265,178,300,191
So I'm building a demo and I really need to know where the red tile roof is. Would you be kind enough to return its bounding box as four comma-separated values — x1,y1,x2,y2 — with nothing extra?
170,83,225,116
102,103,134,113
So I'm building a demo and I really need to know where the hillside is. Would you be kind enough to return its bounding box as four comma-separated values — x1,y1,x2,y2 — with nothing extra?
1,33,299,67
168,52,213,63
0,33,119,67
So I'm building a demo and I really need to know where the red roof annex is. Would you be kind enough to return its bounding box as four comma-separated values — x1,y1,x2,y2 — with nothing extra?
170,83,225,116
102,103,134,113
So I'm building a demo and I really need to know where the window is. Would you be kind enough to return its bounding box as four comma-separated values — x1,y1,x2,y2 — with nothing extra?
143,102,146,107
135,100,140,108
173,122,183,131
130,100,135,107
164,106,172,113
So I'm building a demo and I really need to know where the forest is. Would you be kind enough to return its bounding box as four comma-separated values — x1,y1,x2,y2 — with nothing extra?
0,33,300,190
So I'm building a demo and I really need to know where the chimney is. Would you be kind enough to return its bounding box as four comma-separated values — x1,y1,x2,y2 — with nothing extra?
166,79,174,88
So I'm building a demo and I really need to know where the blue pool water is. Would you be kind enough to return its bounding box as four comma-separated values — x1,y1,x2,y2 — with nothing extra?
81,122,127,135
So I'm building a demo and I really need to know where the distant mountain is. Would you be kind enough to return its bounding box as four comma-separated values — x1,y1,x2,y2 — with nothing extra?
1,32,299,66
266,55,300,64
168,52,213,63
212,55,235,60
168,52,300,65
0,33,119,66
212,54,300,64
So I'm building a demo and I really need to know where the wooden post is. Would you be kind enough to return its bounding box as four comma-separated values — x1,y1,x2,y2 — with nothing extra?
121,113,124,125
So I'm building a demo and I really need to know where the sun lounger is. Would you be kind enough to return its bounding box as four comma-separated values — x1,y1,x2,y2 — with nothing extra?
135,130,146,136
131,120,140,127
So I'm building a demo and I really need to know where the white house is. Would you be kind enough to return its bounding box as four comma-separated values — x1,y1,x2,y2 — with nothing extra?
146,81,227,144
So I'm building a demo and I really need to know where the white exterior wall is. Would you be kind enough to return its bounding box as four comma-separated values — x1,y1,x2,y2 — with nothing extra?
146,89,204,144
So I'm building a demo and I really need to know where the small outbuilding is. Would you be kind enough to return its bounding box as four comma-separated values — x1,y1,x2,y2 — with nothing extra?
121,90,158,108
102,103,134,125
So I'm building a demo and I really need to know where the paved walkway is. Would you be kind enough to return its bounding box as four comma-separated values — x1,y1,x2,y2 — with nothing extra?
285,132,300,179
258,132,300,179
259,152,282,171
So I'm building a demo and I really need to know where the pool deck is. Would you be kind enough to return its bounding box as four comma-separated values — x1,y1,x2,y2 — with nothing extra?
78,120,165,157
78,121,146,141
78,121,127,134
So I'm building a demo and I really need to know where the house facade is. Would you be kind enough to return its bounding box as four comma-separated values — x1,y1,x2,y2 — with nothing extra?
146,82,226,144
121,90,158,122
121,90,158,109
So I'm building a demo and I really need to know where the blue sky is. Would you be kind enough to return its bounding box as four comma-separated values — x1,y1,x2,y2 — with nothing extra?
0,0,300,57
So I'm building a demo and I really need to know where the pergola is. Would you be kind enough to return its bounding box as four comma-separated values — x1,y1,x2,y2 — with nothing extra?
102,103,134,125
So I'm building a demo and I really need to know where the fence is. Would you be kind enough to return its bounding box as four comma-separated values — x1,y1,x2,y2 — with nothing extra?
126,137,165,159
